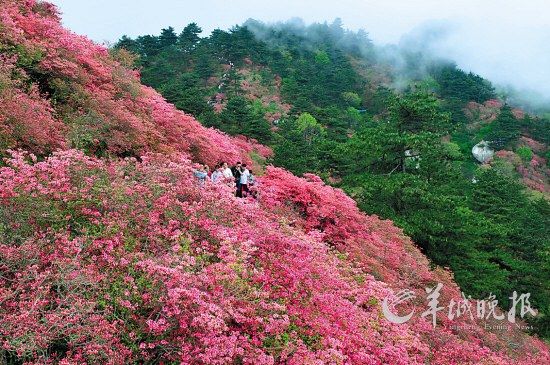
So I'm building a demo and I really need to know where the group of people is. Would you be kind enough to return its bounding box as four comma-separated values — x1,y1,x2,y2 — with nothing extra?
193,161,255,198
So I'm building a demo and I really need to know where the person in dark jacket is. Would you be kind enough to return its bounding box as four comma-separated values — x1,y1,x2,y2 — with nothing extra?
231,162,242,196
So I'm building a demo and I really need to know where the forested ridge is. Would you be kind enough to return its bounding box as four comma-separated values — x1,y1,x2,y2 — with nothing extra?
115,19,550,339
0,1,549,363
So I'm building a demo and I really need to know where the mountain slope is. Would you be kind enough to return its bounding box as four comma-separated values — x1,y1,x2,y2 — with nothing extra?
116,19,550,338
0,0,270,166
0,1,549,364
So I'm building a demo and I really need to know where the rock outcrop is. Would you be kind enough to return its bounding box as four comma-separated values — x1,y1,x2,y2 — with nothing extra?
472,140,495,163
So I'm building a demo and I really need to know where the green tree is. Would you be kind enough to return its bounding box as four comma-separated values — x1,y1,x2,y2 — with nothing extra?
178,23,202,52
342,91,361,107
219,97,252,134
159,27,178,48
431,63,496,103
470,169,550,333
273,118,324,175
243,115,272,144
135,35,160,57
194,51,215,86
224,67,243,96
516,146,533,163
114,35,140,55
485,106,521,149
295,113,325,145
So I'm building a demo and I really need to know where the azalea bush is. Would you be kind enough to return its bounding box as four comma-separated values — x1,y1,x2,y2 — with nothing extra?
0,0,270,168
0,150,424,364
1,150,548,364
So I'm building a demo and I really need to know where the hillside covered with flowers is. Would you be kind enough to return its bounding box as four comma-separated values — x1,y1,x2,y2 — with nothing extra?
0,1,549,364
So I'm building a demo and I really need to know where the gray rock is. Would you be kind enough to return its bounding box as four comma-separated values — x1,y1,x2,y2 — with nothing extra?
472,141,494,163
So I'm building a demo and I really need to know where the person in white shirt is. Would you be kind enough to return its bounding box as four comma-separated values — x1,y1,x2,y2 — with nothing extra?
222,162,233,179
211,164,223,183
238,164,251,197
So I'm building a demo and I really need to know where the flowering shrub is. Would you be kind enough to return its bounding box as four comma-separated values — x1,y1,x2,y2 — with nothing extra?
512,109,525,120
258,167,550,363
494,150,549,194
0,0,270,167
1,151,549,364
0,55,67,154
520,137,546,154
484,99,504,109
464,101,500,123
0,150,426,364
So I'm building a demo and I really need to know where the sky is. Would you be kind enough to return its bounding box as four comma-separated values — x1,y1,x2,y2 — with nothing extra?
50,0,550,102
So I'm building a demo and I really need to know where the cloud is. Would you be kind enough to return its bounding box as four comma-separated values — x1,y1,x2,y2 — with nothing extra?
50,0,550,106
398,17,550,107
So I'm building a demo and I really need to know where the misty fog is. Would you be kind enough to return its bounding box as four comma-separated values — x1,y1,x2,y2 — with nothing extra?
399,19,550,110
51,0,550,110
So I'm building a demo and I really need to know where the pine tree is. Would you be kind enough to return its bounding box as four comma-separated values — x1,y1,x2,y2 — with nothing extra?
178,23,202,52
159,27,178,48
220,96,253,134
487,106,521,149
194,51,214,86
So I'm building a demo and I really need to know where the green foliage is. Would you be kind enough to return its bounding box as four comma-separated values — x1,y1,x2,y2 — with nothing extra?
295,112,325,144
430,63,496,103
440,97,468,125
158,27,178,48
412,76,439,94
345,107,362,129
342,92,361,107
194,51,215,85
485,106,521,149
472,168,524,221
471,169,550,335
390,91,452,134
273,116,326,175
522,116,550,145
335,91,548,336
314,50,330,65
218,96,272,143
159,74,211,116
516,146,533,163
178,22,202,52
244,114,273,144
219,96,252,134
